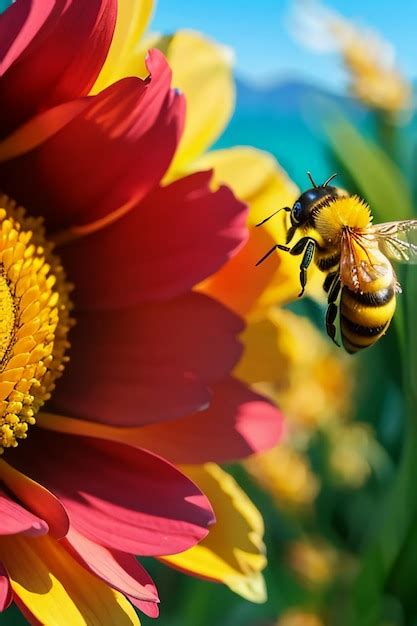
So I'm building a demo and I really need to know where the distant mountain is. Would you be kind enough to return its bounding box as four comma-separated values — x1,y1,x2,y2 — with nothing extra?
215,77,370,187
235,76,363,116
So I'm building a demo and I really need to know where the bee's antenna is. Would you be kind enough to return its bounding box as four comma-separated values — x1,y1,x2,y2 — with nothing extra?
256,206,291,227
323,173,338,187
307,171,318,188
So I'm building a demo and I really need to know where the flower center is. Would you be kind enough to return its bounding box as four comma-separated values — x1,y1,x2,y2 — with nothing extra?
0,195,72,452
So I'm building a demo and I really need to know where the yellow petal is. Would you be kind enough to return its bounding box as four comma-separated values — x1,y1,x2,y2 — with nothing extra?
161,31,235,177
0,534,140,626
92,0,154,92
234,309,289,385
194,148,323,310
161,463,267,603
184,147,299,226
235,307,328,386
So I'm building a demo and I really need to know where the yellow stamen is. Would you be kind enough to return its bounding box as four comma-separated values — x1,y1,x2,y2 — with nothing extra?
0,195,73,452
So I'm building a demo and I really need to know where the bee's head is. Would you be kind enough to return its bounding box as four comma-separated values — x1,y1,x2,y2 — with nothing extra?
290,186,337,226
256,172,339,243
286,172,339,243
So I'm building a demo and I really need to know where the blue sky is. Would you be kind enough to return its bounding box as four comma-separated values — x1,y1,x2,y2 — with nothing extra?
152,1,417,90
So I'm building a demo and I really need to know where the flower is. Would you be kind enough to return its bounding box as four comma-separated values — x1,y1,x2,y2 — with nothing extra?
292,0,411,114
286,538,339,589
0,1,282,622
245,443,320,510
327,422,378,488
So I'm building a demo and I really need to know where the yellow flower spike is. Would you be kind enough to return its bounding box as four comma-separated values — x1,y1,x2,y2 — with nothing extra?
331,16,412,113
294,0,411,114
161,31,235,178
0,534,140,626
161,463,267,603
91,0,154,92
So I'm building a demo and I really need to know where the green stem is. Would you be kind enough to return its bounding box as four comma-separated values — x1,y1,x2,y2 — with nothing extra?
375,112,399,164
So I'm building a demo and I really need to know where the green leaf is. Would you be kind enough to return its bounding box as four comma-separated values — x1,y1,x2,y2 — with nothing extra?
326,118,413,223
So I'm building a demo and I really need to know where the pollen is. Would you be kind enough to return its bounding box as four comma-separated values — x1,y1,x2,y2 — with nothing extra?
0,195,73,452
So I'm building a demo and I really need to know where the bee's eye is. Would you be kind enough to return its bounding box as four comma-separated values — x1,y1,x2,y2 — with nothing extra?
293,201,302,221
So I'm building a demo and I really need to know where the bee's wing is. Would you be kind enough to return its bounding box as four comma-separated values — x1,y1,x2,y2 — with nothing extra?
370,220,417,264
340,231,388,292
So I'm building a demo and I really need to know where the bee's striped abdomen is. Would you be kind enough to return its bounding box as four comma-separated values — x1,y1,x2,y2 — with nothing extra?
340,283,396,354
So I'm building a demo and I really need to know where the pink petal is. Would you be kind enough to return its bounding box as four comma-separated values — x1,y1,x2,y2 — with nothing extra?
0,0,117,136
53,293,243,426
65,527,159,616
61,170,248,310
0,491,48,537
0,51,184,233
114,378,284,464
0,460,69,539
0,0,54,74
0,563,12,612
10,431,215,556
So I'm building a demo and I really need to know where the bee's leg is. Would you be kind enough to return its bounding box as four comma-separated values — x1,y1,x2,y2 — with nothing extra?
289,237,317,297
326,274,342,346
255,243,290,266
323,271,338,293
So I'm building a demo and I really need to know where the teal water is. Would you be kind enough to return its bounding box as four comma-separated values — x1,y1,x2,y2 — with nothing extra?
215,107,335,188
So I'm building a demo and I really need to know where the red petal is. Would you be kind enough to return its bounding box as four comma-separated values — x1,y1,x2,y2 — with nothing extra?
100,378,284,464
65,527,159,611
0,0,117,136
10,430,215,556
0,460,69,539
62,171,248,310
53,292,243,426
0,51,184,233
0,563,12,612
0,490,48,537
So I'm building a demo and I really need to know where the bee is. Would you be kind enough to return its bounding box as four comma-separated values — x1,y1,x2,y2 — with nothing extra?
256,172,417,353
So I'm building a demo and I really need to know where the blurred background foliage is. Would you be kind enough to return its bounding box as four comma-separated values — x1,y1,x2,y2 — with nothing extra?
3,1,417,625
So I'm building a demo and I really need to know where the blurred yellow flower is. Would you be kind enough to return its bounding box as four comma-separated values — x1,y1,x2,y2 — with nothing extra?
236,308,352,434
331,18,411,113
286,538,339,589
327,423,377,488
293,0,411,114
276,609,325,626
245,443,320,510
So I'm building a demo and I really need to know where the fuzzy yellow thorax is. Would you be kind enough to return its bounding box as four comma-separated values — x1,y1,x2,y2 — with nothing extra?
314,195,372,244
